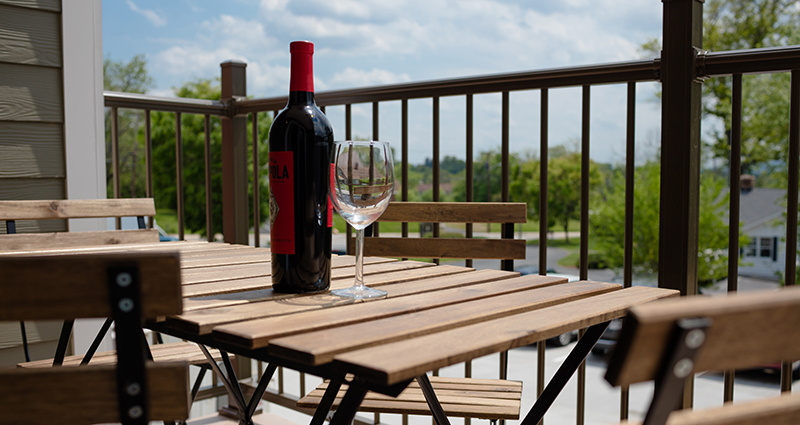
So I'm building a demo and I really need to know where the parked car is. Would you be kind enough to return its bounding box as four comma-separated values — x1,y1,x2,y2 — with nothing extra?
590,317,623,356
516,265,581,347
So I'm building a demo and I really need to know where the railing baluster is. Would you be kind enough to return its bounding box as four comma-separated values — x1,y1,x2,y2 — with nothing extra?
402,99,409,238
539,89,549,272
433,97,440,205
253,112,260,247
433,96,441,265
372,97,381,424
345,104,353,254
577,84,591,425
111,106,121,229
145,110,153,228
176,111,185,241
621,81,636,420
724,74,743,401
537,87,549,425
501,91,510,202
372,102,380,237
204,114,213,242
466,94,474,268
580,85,590,280
782,69,800,393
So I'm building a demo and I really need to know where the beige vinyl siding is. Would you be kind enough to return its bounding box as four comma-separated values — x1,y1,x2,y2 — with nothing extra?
0,178,66,233
0,321,64,366
0,2,61,67
0,63,63,122
0,122,65,178
0,0,66,358
0,0,65,207
0,0,59,12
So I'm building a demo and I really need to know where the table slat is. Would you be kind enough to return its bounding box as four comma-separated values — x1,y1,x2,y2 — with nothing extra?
180,269,516,313
173,264,476,332
211,275,567,348
333,286,679,385
181,260,437,298
268,281,620,365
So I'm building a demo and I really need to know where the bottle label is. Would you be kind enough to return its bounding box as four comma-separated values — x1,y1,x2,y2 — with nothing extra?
328,163,334,228
269,151,294,254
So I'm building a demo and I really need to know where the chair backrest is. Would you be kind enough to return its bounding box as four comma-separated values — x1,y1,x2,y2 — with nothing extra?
0,251,189,425
605,287,800,425
0,198,159,250
350,202,527,266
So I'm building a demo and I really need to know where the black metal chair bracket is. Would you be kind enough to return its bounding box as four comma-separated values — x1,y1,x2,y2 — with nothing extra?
108,263,149,425
642,317,712,425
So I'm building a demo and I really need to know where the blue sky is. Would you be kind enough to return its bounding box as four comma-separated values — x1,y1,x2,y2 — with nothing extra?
102,0,666,164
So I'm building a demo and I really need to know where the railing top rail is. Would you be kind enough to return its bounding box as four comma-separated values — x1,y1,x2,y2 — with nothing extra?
236,58,661,114
101,45,800,116
704,45,800,77
104,91,226,115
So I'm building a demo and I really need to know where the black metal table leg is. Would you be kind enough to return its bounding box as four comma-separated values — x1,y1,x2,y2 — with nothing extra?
417,374,452,425
309,378,344,425
53,319,74,366
520,322,610,425
245,363,278,420
197,344,284,425
329,384,369,425
197,344,246,413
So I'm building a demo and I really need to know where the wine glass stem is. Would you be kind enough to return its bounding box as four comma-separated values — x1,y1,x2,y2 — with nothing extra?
355,227,365,290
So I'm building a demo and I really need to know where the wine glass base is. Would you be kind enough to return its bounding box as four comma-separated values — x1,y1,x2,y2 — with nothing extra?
331,285,388,300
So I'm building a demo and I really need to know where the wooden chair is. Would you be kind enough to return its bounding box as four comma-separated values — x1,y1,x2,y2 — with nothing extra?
604,287,800,425
349,202,527,270
0,251,190,424
303,202,527,422
0,199,224,404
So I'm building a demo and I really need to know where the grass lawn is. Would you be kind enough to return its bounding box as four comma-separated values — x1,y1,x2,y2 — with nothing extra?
333,214,580,235
544,237,605,268
154,208,179,234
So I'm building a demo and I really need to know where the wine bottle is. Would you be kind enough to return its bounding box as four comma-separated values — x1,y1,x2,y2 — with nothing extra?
268,41,333,293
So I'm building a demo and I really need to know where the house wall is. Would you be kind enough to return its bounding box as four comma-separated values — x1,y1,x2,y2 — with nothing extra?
0,0,66,233
0,0,111,363
740,222,786,280
0,0,66,366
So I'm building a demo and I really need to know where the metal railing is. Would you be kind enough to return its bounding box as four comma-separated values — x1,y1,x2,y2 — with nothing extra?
102,1,800,422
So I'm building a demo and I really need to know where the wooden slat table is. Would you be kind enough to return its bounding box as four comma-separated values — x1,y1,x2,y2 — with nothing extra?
2,241,679,425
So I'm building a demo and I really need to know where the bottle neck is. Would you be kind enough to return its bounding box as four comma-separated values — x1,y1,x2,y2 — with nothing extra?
289,50,314,93
288,91,315,105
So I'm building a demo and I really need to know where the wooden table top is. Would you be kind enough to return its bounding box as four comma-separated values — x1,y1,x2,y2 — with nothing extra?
2,240,679,387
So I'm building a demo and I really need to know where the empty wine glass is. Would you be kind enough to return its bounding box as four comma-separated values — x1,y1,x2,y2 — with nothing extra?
330,140,394,299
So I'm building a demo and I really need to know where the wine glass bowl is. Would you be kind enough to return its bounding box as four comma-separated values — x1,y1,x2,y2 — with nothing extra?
330,141,394,299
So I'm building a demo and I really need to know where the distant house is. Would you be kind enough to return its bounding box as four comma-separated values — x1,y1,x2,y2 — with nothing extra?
736,176,796,280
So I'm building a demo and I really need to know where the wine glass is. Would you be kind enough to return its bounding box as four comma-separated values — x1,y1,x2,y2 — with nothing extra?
330,140,394,299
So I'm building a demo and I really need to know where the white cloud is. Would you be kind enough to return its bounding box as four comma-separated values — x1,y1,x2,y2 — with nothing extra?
140,0,661,102
126,0,167,27
330,67,411,88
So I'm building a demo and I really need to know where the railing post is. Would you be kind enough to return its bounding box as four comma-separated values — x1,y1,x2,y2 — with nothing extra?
220,60,250,246
658,0,704,298
659,0,704,411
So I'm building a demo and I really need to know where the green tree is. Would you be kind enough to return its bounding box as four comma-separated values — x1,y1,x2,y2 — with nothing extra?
509,154,547,226
591,161,745,286
103,55,154,198
450,150,519,203
150,79,271,236
548,149,601,242
641,0,800,176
